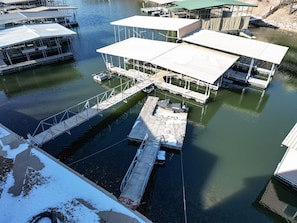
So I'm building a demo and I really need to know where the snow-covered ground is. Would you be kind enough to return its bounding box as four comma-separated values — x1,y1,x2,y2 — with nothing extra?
0,124,151,223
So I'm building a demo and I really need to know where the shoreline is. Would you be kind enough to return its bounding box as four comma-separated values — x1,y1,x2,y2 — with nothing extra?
244,0,297,33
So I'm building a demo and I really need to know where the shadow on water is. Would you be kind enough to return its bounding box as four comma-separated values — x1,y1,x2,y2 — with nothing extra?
254,177,297,223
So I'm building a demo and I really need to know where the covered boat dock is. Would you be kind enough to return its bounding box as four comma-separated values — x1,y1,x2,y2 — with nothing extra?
274,123,297,189
0,23,76,74
97,37,239,103
183,29,289,89
168,0,256,32
0,6,78,28
111,15,200,42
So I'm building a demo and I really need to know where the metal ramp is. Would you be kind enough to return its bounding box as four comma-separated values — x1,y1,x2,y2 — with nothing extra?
27,79,153,146
119,134,161,210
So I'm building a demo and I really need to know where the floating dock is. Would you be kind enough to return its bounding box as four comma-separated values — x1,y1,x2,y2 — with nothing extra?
119,137,161,209
128,96,188,150
119,96,188,209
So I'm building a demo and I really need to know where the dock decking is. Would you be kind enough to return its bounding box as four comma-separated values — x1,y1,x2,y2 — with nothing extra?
128,96,188,150
0,53,74,75
119,137,161,209
119,96,188,209
110,67,210,104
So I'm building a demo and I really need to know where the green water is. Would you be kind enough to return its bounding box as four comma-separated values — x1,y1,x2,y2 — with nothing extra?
0,1,297,222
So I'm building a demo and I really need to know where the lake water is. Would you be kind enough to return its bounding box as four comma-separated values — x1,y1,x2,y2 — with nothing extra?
1,0,297,222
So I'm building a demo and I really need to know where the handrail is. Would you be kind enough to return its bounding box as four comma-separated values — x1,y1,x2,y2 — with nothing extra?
120,134,148,192
29,79,137,139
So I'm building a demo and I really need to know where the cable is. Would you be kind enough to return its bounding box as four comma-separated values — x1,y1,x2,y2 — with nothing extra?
180,150,188,223
68,138,127,166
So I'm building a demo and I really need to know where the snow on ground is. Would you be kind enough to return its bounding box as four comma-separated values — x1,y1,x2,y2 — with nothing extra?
0,125,151,223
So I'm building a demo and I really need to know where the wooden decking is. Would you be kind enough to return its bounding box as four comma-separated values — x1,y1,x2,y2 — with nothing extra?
119,138,161,209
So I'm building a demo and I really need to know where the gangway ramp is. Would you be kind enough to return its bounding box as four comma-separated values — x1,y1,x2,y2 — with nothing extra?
119,135,161,210
28,79,153,146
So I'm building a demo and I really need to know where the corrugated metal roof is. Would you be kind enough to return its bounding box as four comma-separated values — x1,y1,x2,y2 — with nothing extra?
0,0,35,4
183,29,288,64
0,11,68,25
173,0,256,11
0,23,76,48
111,15,200,39
0,12,26,25
282,123,297,150
22,11,68,19
97,37,239,84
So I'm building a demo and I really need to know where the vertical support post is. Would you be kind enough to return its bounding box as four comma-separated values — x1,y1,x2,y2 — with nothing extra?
266,63,276,87
245,58,254,82
114,25,117,42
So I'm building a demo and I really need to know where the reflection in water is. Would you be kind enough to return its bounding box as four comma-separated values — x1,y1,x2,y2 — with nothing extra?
155,86,270,128
255,178,297,223
0,63,81,97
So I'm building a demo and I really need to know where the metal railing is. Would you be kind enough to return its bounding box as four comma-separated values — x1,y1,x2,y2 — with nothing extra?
120,134,148,192
28,79,137,141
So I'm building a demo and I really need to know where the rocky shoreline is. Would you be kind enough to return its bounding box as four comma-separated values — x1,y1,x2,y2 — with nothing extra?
245,0,297,33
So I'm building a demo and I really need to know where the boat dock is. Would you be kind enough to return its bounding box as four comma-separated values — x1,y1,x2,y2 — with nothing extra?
119,96,188,209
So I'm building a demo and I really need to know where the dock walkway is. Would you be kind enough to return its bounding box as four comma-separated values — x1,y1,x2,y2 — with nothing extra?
28,79,153,146
119,136,161,209
119,96,188,209
110,67,210,104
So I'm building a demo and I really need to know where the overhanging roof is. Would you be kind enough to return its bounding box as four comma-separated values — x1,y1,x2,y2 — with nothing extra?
145,0,181,4
22,11,68,19
0,11,68,25
0,23,76,48
23,6,78,12
172,0,256,10
0,0,36,4
97,37,179,62
97,37,239,84
282,123,297,150
0,12,26,25
183,29,289,64
111,15,200,39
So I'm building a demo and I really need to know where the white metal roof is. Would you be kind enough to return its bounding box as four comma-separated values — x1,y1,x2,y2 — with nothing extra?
282,122,297,150
0,23,76,48
144,0,181,4
23,6,78,12
97,37,179,62
111,15,200,39
183,29,289,64
97,37,239,84
152,42,239,84
0,0,35,4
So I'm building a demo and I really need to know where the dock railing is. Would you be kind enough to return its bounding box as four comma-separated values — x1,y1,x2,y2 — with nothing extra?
28,79,138,145
120,134,148,192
